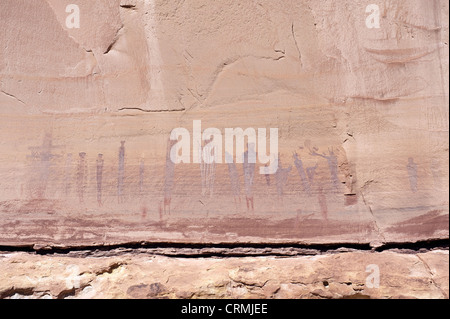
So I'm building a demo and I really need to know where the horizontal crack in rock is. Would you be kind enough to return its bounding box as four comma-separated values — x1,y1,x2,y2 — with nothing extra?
0,239,448,257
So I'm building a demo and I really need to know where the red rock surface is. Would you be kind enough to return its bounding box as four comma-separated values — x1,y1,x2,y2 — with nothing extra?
0,0,448,299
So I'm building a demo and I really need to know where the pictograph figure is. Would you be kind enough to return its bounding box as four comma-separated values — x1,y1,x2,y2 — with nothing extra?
138,155,147,219
64,153,73,198
406,157,418,193
306,145,329,220
293,142,329,220
306,164,317,185
163,138,176,215
264,163,271,187
225,151,241,208
118,141,125,204
310,147,340,191
243,143,256,212
139,157,145,196
200,138,216,198
76,152,87,203
317,186,328,220
27,133,63,199
293,151,312,195
275,157,292,199
96,154,104,206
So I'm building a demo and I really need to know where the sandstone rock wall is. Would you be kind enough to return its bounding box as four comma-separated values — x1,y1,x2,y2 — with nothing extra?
0,0,448,299
0,249,448,299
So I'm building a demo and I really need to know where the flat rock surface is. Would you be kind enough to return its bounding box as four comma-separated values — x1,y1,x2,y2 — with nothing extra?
0,0,448,247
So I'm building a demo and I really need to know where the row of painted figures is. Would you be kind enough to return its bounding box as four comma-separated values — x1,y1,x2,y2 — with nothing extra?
27,134,419,219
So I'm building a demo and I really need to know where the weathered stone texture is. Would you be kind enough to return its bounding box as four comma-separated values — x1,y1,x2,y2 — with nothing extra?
0,250,448,299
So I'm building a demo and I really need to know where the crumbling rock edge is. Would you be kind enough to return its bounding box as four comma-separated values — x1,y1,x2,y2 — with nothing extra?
1,249,448,299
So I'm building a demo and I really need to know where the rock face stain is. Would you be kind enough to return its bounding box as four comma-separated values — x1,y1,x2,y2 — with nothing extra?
118,141,125,204
275,159,292,200
243,143,256,212
139,157,145,196
225,151,241,209
76,152,87,204
96,154,104,206
163,138,176,215
407,157,418,193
